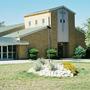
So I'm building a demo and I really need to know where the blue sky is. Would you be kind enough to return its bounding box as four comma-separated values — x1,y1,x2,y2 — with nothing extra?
0,0,90,27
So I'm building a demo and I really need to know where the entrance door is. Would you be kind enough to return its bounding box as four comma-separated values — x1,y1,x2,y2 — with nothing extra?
58,43,68,58
3,46,7,59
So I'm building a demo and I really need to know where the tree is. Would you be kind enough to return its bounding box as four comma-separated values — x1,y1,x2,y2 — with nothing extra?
85,18,90,47
0,21,5,27
75,27,85,34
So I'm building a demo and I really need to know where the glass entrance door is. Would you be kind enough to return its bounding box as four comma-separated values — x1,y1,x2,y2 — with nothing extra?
58,43,68,58
3,46,7,59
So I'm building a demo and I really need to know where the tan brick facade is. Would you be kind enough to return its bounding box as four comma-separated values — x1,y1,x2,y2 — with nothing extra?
68,12,76,57
21,29,51,58
68,12,85,57
75,30,85,48
18,9,85,59
16,45,28,59
51,11,58,49
19,11,59,59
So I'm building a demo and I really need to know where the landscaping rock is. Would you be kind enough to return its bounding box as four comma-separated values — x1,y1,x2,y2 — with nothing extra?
27,60,74,77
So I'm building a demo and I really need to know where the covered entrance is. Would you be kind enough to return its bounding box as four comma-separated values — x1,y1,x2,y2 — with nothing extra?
58,42,68,58
0,37,29,60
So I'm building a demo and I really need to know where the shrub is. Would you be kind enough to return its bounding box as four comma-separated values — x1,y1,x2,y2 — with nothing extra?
73,46,86,59
85,47,90,58
29,54,37,60
62,62,78,75
34,61,42,71
28,48,39,60
46,48,57,59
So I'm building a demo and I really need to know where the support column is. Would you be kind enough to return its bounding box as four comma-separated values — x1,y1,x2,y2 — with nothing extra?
1,46,3,59
12,45,13,59
7,46,8,59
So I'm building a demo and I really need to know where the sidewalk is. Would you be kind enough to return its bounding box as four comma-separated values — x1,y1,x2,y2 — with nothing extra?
0,59,90,65
0,60,31,64
60,58,90,62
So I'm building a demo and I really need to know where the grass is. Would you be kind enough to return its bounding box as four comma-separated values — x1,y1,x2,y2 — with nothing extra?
0,61,90,90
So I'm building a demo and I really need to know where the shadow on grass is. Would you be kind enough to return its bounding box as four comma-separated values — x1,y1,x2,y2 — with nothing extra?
14,71,74,81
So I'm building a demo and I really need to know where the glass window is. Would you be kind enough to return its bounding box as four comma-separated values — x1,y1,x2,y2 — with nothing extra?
63,19,65,23
8,45,12,52
13,45,16,52
48,17,50,25
3,46,7,52
8,53,12,58
60,19,62,23
35,20,38,25
0,46,1,52
29,21,31,26
3,53,7,59
0,53,1,58
13,53,16,59
42,19,45,24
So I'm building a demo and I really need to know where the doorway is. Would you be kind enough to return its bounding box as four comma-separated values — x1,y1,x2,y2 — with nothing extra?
58,42,68,58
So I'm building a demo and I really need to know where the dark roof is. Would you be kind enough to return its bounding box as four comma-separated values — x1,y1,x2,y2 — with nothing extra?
0,23,24,33
3,26,47,38
0,37,29,45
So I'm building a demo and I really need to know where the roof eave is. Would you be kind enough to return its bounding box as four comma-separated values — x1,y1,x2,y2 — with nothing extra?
24,5,75,17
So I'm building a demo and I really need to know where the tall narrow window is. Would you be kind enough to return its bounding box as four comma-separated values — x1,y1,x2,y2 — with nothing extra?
60,19,65,23
29,21,31,26
35,20,38,25
63,19,65,23
48,17,50,25
60,19,62,23
42,18,45,24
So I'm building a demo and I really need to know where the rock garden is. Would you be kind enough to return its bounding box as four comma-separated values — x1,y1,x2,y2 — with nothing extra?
27,59,78,77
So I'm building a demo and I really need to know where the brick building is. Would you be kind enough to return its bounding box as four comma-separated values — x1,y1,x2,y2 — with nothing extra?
0,6,85,60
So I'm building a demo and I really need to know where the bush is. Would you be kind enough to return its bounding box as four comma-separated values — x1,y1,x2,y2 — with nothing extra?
29,54,37,60
28,48,39,60
73,46,86,59
85,47,90,58
29,48,38,54
63,62,78,75
46,48,57,59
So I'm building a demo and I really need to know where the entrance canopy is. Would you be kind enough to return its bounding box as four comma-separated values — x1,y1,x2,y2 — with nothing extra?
0,37,29,46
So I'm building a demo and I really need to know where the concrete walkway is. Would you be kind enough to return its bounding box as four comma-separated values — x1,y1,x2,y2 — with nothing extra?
0,59,90,65
61,58,90,62
0,60,31,64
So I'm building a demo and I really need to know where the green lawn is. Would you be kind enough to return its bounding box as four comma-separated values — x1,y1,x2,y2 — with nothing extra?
0,61,90,90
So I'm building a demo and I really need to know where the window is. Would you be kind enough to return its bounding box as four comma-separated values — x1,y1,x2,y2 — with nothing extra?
60,19,65,23
0,46,1,53
42,19,45,24
60,19,62,23
13,45,16,52
48,17,50,25
8,45,12,52
3,46,7,52
63,19,65,23
35,20,38,25
29,21,31,26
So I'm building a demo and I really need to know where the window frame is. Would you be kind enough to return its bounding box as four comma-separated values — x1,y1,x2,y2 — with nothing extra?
29,21,31,26
35,20,38,25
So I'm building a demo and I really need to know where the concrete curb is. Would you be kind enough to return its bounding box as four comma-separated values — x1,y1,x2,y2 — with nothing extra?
0,59,90,64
